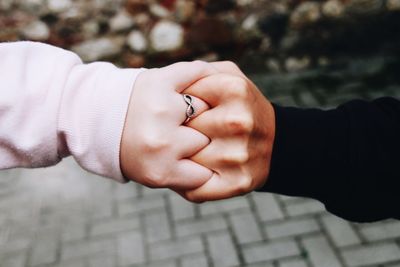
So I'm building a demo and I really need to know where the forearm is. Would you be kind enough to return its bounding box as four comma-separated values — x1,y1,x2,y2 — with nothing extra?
260,97,400,222
0,41,143,181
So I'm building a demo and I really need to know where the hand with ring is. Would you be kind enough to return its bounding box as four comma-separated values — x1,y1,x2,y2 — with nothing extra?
120,61,217,190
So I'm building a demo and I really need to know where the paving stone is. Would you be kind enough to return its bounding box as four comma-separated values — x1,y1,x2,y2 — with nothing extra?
88,253,116,267
87,175,113,195
207,232,240,267
341,243,400,267
181,253,209,267
279,257,309,267
57,204,88,225
29,233,58,266
285,200,326,217
61,222,86,243
246,264,274,267
199,197,250,216
117,195,164,216
252,193,284,222
360,220,400,241
0,236,32,255
0,253,26,267
88,199,113,220
117,231,145,266
169,194,195,221
8,203,39,224
61,238,114,261
141,187,170,197
113,183,138,200
302,235,342,267
147,261,177,267
243,240,301,264
321,214,361,247
56,259,86,267
90,217,139,237
265,218,320,239
3,129,400,267
0,209,7,224
277,195,303,203
175,216,228,237
149,237,204,261
230,211,263,244
0,229,7,247
144,209,171,243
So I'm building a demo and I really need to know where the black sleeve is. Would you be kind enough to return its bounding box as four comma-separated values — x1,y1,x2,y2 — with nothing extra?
258,97,400,222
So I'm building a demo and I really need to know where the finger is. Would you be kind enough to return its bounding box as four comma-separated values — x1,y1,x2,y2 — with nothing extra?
172,93,209,125
160,61,218,93
210,61,246,78
183,73,248,107
174,126,210,159
190,137,249,169
185,107,222,137
187,102,253,138
168,159,213,190
182,170,252,202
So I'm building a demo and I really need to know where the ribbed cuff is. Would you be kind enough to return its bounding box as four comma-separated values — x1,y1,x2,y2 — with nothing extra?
58,63,145,182
92,67,146,182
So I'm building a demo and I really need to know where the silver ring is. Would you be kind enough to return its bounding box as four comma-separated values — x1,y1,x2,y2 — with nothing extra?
183,94,196,123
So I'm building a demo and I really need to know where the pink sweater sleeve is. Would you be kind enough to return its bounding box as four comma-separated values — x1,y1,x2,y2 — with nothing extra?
0,41,144,182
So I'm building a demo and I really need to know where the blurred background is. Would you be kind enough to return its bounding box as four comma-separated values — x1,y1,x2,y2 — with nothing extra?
1,0,400,266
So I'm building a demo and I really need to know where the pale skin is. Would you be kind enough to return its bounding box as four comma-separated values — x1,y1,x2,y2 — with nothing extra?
120,61,215,191
120,61,275,202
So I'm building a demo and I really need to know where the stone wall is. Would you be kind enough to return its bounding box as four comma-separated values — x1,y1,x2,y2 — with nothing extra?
1,0,400,73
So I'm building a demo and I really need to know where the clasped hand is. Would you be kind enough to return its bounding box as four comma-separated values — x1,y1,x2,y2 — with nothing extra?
120,61,275,202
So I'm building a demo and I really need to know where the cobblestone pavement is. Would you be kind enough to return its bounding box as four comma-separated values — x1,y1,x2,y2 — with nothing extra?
1,65,400,267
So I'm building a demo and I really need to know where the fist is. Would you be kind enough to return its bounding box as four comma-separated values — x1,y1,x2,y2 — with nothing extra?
180,61,276,202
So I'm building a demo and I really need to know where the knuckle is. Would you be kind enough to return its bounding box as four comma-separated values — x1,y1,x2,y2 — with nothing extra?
184,60,215,79
221,61,240,71
224,114,254,134
226,77,249,99
236,175,253,194
192,60,210,72
220,151,249,165
192,59,207,66
237,151,250,164
141,135,169,153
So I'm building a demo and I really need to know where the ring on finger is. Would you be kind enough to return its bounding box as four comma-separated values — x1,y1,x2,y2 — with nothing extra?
183,94,196,123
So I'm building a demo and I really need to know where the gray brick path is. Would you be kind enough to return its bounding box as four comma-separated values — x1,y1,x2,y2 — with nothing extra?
1,70,399,267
